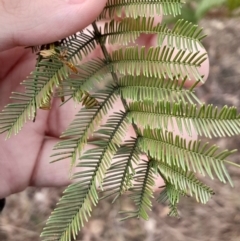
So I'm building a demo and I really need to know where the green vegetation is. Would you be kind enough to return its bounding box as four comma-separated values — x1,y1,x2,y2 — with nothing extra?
1,1,240,240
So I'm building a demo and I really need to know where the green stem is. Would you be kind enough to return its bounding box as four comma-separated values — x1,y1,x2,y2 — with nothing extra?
91,21,141,138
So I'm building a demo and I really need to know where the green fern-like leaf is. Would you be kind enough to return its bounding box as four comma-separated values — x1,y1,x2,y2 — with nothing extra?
98,0,184,20
92,111,129,153
157,182,187,217
0,32,99,138
120,159,156,220
128,101,240,137
103,17,206,52
118,75,201,104
157,161,214,203
60,44,207,101
63,31,97,62
51,86,117,166
41,148,109,241
60,44,207,102
58,59,109,102
1,0,240,239
137,127,236,185
101,138,140,201
111,46,207,81
0,59,66,138
42,111,128,240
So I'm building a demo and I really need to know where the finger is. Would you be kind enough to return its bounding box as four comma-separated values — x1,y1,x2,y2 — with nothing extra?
29,137,73,188
0,136,71,198
0,0,107,51
0,48,35,107
31,126,171,192
0,118,47,199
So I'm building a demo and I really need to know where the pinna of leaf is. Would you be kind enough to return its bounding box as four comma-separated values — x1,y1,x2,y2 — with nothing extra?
0,1,240,240
38,46,99,110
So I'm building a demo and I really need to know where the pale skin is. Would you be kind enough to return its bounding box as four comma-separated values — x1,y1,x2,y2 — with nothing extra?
0,0,209,199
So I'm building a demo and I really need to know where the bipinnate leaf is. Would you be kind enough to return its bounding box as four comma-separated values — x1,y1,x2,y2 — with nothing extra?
157,161,214,204
118,75,201,104
101,138,140,202
128,101,240,138
104,18,205,52
120,159,156,221
98,0,184,20
157,182,187,217
137,127,236,185
0,1,239,239
51,86,118,167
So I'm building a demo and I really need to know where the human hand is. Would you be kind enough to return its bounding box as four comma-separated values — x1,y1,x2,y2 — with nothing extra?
0,0,108,198
0,0,209,199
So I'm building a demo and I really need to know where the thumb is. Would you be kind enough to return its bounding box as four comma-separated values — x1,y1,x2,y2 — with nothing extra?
0,0,107,51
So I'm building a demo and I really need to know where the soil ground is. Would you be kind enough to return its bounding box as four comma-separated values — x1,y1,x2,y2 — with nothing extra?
1,17,240,241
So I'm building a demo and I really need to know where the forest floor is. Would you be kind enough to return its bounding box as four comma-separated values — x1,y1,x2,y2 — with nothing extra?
1,17,240,241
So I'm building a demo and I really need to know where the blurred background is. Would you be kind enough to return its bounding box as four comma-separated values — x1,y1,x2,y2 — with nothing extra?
1,1,240,240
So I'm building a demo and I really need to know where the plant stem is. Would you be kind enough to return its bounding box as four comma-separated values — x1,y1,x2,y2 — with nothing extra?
91,21,140,135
